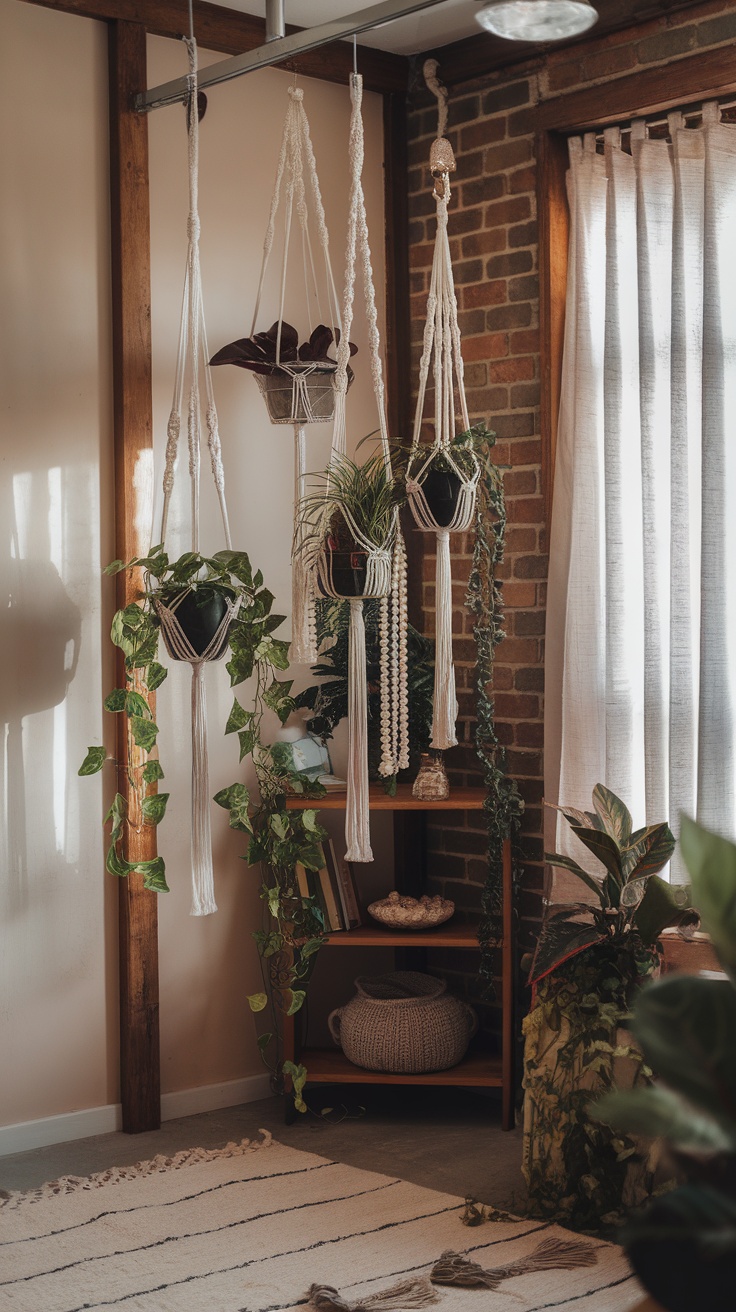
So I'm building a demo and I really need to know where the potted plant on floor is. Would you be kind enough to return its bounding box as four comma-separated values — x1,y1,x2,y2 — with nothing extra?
596,817,736,1310
522,784,698,1228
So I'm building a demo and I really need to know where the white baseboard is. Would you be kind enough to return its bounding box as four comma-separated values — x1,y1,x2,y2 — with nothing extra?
160,1073,271,1122
0,1072,272,1157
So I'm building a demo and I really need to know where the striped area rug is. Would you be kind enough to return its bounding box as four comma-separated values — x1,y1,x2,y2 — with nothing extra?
0,1132,646,1311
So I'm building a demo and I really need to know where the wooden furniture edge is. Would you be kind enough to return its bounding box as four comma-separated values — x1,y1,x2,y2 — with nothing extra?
285,783,488,809
109,19,161,1134
538,129,568,531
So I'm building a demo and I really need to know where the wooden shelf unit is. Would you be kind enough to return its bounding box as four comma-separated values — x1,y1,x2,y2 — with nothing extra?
283,788,514,1129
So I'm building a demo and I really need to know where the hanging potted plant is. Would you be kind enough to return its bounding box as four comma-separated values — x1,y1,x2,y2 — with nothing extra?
296,450,399,601
522,784,699,1227
210,321,357,425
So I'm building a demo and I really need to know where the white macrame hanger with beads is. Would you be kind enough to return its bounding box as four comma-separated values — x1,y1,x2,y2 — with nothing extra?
155,34,237,918
249,79,343,666
316,65,409,863
406,59,479,751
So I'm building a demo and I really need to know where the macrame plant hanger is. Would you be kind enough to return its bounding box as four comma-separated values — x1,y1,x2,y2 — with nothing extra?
407,60,479,751
156,36,236,917
250,83,343,665
315,69,408,863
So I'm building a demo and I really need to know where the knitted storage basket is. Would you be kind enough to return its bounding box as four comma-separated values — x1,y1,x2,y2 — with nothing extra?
328,970,478,1074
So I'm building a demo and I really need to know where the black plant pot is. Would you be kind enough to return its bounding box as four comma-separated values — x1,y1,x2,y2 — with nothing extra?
158,588,231,659
321,545,368,599
420,467,463,528
628,1194,736,1312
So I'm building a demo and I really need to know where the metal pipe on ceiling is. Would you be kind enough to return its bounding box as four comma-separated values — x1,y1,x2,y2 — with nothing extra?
265,0,286,43
135,0,448,112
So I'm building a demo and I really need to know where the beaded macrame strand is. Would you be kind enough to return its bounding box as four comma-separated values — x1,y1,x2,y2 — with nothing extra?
407,60,479,751
250,84,342,665
155,37,236,917
316,71,408,862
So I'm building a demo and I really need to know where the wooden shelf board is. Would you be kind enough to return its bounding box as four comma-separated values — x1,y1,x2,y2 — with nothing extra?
286,783,486,811
322,922,486,948
300,1047,503,1087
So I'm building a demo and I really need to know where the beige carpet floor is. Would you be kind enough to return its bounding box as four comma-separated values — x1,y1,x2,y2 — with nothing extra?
0,1133,647,1312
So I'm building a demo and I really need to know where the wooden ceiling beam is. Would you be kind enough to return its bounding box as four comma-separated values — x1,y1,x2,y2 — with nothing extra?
21,0,409,94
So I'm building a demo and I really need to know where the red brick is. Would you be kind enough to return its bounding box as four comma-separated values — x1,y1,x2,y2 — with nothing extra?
463,281,507,309
498,637,539,664
583,43,637,82
508,166,536,194
464,361,488,388
460,117,507,151
546,59,584,92
485,195,532,228
514,554,548,579
489,355,535,384
504,468,537,495
514,667,544,692
516,721,544,748
510,329,540,354
494,692,539,719
484,138,533,173
501,581,536,608
514,609,545,636
409,242,437,269
463,333,509,362
505,526,536,553
511,496,545,524
461,229,507,258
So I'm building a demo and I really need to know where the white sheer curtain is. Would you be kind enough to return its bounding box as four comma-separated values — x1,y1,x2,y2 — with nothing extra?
545,103,736,886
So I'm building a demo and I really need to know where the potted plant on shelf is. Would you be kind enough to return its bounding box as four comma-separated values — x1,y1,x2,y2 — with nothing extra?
595,817,736,1311
297,450,399,599
210,321,357,424
522,784,698,1228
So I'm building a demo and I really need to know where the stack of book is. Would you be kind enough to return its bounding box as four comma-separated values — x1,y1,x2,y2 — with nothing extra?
296,841,361,932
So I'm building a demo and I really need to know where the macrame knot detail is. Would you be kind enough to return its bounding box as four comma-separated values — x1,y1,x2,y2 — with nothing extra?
187,215,201,243
289,86,304,101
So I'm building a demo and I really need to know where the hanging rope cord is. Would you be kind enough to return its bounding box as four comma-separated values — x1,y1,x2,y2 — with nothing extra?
153,38,239,916
317,72,409,861
407,60,479,752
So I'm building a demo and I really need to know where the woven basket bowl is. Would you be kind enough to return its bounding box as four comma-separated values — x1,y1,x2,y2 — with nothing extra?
328,970,478,1074
367,895,454,930
255,366,337,424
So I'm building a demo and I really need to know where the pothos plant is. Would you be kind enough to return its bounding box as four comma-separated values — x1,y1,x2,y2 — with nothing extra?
80,544,329,1110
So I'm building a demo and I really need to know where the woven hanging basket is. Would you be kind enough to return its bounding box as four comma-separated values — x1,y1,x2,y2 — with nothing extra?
328,971,478,1073
254,363,339,425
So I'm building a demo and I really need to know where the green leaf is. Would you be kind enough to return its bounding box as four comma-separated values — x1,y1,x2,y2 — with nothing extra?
299,937,323,961
247,992,268,1013
125,690,152,720
141,792,170,825
142,760,165,785
238,728,257,762
632,974,736,1134
129,715,159,753
106,841,130,878
121,602,145,629
528,916,605,985
267,886,281,919
569,825,624,886
593,1086,735,1154
301,809,319,834
383,774,398,798
624,821,676,882
287,989,306,1016
213,782,252,833
592,784,632,845
634,874,699,945
103,559,126,575
269,813,289,840
146,661,168,691
79,745,107,776
257,1032,274,1052
135,857,169,892
544,851,607,904
225,697,251,735
680,816,736,980
282,1059,307,1113
104,792,127,844
103,688,126,713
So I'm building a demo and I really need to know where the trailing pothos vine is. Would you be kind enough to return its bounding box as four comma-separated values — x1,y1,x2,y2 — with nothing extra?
80,544,329,1111
465,425,524,988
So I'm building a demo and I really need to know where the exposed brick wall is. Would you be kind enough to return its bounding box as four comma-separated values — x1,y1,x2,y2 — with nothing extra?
406,0,736,1022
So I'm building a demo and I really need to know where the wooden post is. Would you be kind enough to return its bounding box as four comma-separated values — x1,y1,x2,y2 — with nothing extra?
109,19,161,1134
501,836,514,1131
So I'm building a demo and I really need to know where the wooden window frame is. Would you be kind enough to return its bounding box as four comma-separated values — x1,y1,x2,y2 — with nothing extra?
537,44,736,525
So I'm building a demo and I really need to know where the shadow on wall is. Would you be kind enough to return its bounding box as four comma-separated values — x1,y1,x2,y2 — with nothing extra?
0,479,82,916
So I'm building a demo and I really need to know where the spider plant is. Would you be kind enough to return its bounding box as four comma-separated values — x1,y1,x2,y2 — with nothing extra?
296,450,399,562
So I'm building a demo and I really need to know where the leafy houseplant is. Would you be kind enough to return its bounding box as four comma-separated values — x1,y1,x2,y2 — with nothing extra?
210,321,357,425
522,785,698,1227
596,818,736,1311
297,451,399,598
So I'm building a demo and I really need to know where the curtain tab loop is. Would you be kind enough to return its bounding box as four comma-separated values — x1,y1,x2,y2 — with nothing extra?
583,131,596,154
668,111,684,137
702,100,720,126
568,136,583,165
603,126,620,152
630,119,646,143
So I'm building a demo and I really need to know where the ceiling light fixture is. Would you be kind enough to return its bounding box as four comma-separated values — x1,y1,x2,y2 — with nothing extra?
475,0,598,42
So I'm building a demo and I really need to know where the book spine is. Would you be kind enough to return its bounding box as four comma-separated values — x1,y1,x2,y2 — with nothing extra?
318,863,344,932
338,857,361,928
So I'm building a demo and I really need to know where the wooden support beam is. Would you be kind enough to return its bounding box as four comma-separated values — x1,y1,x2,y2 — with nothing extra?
537,130,569,529
23,0,408,94
109,19,161,1134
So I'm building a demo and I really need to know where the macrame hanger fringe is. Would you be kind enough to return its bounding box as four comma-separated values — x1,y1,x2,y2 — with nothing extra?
406,60,479,752
318,71,408,861
154,35,235,916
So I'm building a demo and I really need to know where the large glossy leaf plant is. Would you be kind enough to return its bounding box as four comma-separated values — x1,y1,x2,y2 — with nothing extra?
530,784,698,986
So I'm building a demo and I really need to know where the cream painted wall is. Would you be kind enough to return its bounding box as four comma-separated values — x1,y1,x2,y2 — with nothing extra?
0,0,389,1133
146,38,387,1094
0,1,116,1127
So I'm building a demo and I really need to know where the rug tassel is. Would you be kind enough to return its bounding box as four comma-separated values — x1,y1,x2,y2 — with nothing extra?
307,1275,439,1311
430,1237,598,1290
190,662,217,916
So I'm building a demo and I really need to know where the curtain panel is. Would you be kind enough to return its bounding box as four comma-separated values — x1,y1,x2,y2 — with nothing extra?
545,103,736,888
